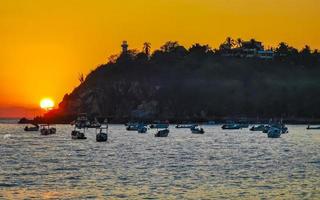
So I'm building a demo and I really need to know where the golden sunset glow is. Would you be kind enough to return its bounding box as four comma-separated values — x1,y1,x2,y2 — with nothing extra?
0,0,319,117
40,98,54,110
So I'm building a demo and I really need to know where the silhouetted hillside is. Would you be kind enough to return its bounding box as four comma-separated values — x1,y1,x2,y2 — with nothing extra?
38,39,320,123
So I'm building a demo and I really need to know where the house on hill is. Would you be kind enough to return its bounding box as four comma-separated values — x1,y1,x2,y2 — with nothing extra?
222,39,274,59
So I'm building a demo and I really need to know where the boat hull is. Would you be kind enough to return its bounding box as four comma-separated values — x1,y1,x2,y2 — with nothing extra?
24,127,39,131
138,127,148,133
221,124,241,130
71,130,87,140
175,125,195,129
267,128,281,138
40,128,56,135
96,133,108,142
306,126,320,130
191,127,205,134
155,129,169,137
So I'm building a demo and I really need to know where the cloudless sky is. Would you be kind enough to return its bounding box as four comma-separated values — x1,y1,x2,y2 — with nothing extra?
0,0,319,117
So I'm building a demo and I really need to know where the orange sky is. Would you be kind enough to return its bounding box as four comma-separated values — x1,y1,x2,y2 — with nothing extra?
0,0,319,118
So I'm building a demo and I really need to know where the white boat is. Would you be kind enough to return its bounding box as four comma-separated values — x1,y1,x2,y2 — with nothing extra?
190,126,205,134
175,124,196,129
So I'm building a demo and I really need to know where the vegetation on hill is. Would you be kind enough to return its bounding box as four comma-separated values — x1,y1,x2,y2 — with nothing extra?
36,38,320,123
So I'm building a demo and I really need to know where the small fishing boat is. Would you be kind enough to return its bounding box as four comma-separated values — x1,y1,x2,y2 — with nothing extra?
71,128,87,140
137,126,148,133
250,125,266,131
306,125,320,130
40,124,56,135
263,125,288,134
24,124,39,131
126,124,140,131
96,122,108,142
190,126,205,134
175,124,195,129
221,124,241,130
155,129,169,137
267,127,281,138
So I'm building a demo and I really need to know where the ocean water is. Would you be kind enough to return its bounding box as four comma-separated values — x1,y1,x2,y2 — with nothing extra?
0,124,319,199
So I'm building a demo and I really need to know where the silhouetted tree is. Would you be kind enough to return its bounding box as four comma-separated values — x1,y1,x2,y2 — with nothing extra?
161,41,180,52
236,38,243,48
143,42,151,56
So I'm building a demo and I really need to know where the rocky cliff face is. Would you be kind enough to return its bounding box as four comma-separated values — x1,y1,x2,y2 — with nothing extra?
57,77,168,121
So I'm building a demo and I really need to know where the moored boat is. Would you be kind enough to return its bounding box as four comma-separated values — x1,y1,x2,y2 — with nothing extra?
137,126,148,133
126,124,140,131
155,129,169,137
96,122,108,142
190,126,205,134
221,124,241,130
24,124,39,131
71,130,87,140
306,125,320,130
267,127,281,138
40,125,56,135
175,124,196,129
263,123,288,134
250,125,266,131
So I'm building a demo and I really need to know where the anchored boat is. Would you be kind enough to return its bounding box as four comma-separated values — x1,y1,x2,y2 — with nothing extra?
175,124,195,129
306,125,320,130
267,127,281,138
155,129,169,137
96,122,108,142
24,124,39,132
137,126,148,133
190,126,205,134
221,124,242,130
40,124,56,135
71,128,87,140
250,125,266,131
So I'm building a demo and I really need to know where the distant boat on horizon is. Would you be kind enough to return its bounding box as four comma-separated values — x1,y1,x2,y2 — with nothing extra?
306,125,320,130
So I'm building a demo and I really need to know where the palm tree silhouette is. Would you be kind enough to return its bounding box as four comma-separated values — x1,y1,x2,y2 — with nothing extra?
143,42,151,56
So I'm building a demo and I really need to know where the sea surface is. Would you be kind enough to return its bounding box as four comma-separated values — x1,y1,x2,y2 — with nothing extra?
0,124,319,199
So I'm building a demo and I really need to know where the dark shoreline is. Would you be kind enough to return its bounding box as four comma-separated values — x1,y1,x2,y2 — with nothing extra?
17,116,320,125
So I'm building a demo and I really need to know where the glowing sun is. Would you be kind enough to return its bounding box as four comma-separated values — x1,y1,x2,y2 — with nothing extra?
40,98,54,109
